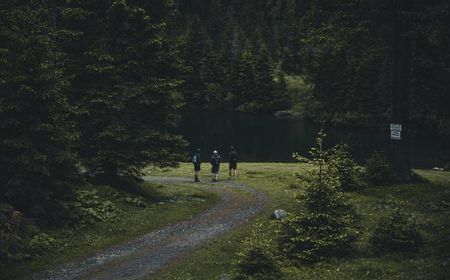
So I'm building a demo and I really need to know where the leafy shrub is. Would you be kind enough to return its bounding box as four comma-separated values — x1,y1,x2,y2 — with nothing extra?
124,195,147,207
369,200,422,253
328,144,361,191
364,151,395,186
279,130,356,263
0,204,40,263
231,224,281,280
0,204,23,263
59,189,118,227
28,233,56,255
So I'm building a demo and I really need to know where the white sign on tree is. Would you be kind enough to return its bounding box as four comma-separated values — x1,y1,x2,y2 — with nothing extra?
390,123,402,140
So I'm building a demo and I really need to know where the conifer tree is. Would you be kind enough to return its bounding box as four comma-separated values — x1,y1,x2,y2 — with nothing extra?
0,1,79,216
231,45,256,111
58,0,186,178
183,17,223,107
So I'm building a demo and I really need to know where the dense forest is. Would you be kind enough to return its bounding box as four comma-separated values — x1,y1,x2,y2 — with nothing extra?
0,0,186,220
175,0,450,135
0,0,449,267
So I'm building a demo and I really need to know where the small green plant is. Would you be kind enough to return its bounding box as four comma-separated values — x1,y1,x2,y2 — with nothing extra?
278,212,354,263
364,151,395,186
28,233,56,255
231,224,281,280
369,200,422,253
59,189,118,227
124,195,147,207
328,144,361,191
279,130,356,263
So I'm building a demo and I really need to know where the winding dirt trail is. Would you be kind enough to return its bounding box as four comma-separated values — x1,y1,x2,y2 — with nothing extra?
30,176,267,280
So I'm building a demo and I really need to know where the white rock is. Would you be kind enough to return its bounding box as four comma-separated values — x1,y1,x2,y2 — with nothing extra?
273,209,288,219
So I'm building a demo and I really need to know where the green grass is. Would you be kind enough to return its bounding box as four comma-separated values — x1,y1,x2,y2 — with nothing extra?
148,163,450,280
4,163,449,280
1,181,219,280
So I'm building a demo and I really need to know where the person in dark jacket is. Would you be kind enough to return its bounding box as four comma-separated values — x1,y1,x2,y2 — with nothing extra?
228,146,238,180
192,148,201,182
210,150,221,182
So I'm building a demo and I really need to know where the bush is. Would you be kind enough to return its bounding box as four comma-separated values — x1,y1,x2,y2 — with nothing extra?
0,204,40,263
369,200,422,253
364,151,395,186
28,233,56,255
58,189,118,227
231,224,281,280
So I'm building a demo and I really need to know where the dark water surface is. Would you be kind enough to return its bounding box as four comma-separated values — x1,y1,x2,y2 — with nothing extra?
177,111,449,168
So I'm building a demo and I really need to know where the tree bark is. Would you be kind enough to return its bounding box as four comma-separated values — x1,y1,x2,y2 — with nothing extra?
391,0,412,183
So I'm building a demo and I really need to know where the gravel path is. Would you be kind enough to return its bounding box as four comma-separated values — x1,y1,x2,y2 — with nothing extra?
30,176,268,280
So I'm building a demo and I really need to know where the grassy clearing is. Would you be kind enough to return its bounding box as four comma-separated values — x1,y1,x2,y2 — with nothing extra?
149,163,450,280
1,182,218,280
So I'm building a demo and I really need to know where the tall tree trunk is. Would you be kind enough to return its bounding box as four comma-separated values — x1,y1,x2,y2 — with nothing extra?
391,0,412,183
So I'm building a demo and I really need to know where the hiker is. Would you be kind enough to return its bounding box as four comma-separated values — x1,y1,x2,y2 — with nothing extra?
192,148,201,182
229,146,238,179
210,150,221,182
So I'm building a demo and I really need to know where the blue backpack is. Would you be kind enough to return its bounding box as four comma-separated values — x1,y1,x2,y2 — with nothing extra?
211,155,220,165
192,155,199,164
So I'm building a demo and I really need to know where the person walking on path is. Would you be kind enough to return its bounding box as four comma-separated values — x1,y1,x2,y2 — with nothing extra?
210,150,221,182
229,146,238,180
192,148,201,182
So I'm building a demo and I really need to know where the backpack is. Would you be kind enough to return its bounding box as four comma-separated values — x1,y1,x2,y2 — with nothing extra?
211,155,220,165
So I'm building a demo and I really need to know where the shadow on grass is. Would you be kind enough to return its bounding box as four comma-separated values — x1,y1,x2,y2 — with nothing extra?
88,175,173,202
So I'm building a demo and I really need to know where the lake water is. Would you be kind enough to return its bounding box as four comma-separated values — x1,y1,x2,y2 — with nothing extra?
177,111,449,168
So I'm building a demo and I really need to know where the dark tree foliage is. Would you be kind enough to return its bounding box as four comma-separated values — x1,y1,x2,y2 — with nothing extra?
57,0,187,178
297,0,394,126
296,0,450,137
0,1,79,217
0,0,187,220
182,17,224,108
409,1,450,137
173,0,303,113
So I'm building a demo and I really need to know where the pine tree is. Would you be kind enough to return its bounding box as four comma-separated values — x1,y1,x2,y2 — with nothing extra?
174,0,303,113
183,17,223,108
230,38,290,113
58,0,187,179
0,1,79,217
231,44,256,111
279,131,355,263
253,42,276,111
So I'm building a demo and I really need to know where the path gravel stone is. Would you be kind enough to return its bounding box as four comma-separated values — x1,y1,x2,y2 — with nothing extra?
30,176,267,280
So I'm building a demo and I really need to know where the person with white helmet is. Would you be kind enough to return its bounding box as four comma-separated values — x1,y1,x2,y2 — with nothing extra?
210,150,221,182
